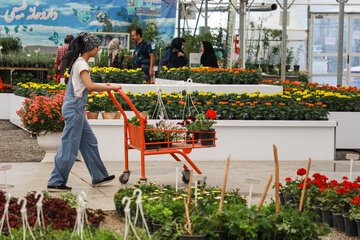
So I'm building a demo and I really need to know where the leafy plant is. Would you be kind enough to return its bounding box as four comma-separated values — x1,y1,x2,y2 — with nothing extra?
0,36,22,54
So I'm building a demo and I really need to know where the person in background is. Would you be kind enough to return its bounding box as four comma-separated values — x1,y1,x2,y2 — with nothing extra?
47,32,122,192
54,35,74,76
160,37,188,69
107,37,122,67
200,41,219,68
130,27,154,83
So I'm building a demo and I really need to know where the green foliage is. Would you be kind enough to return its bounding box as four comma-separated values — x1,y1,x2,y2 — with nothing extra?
0,36,22,54
94,48,109,67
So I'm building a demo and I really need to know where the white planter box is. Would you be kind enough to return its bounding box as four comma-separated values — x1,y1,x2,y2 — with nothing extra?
87,119,336,161
112,79,283,95
0,93,10,119
10,94,25,128
329,111,360,149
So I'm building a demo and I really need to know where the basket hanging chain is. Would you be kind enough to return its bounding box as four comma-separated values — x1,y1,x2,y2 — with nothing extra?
151,89,169,120
182,79,200,120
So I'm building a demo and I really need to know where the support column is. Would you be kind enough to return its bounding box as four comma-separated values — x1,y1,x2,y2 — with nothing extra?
281,0,288,81
337,0,347,86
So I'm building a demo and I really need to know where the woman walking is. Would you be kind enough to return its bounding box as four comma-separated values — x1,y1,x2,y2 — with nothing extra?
47,32,122,192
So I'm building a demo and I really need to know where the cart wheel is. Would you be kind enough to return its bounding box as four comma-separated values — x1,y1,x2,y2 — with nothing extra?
181,170,190,184
119,172,130,184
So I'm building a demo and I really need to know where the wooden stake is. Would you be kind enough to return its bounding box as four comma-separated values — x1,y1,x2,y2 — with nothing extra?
299,157,312,212
273,145,280,214
257,175,273,211
184,198,192,235
219,155,231,212
187,170,193,207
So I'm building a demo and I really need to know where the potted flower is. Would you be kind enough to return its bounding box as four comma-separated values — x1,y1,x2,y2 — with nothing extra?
179,116,199,143
86,93,102,119
154,119,187,148
187,109,217,146
350,196,360,235
98,92,118,119
17,93,64,161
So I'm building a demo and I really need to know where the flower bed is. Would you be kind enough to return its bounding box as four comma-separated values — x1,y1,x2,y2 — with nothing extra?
114,182,330,239
158,66,261,84
13,82,66,98
90,67,149,84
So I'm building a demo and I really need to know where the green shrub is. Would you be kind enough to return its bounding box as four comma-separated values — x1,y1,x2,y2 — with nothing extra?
0,36,22,54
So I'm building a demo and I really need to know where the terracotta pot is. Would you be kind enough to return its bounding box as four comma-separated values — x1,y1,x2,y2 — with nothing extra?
102,112,116,119
115,112,121,119
87,112,99,119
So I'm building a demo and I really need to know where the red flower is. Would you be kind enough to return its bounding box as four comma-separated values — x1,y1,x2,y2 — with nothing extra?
336,187,349,194
285,177,292,181
342,176,348,180
278,183,282,187
320,175,328,181
205,109,217,120
299,182,310,189
357,176,360,182
297,168,306,176
313,173,321,179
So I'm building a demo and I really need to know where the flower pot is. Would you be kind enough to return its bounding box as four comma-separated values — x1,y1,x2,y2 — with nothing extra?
152,222,163,232
331,210,337,229
294,65,300,72
115,204,125,217
213,231,228,240
146,139,162,150
87,112,99,119
102,112,116,119
89,223,99,233
321,209,333,227
279,193,285,205
355,219,360,236
313,206,322,223
115,112,122,119
333,213,345,232
282,193,295,205
294,198,300,209
199,129,215,146
178,235,207,240
343,215,358,236
160,143,172,148
37,132,62,162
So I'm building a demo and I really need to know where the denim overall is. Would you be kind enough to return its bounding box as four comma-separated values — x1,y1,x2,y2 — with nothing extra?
48,66,109,186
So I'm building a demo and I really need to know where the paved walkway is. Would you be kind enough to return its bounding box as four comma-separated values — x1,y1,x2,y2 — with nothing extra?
1,160,359,210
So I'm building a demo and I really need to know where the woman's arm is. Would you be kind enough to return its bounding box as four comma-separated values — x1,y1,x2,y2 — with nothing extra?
80,70,122,91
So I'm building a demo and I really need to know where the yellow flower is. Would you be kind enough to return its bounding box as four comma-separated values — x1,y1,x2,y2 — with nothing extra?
88,98,94,103
296,98,301,101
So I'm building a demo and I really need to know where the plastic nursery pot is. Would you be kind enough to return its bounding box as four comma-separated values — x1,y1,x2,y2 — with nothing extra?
355,219,360,237
115,204,125,218
178,234,207,240
313,206,322,223
331,210,337,230
102,112,116,119
145,138,162,150
343,215,358,237
279,192,285,206
87,112,99,119
294,198,300,209
333,213,345,232
282,193,295,205
199,129,215,146
321,209,334,227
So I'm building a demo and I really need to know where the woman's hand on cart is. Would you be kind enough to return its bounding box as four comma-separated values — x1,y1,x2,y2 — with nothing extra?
106,82,122,91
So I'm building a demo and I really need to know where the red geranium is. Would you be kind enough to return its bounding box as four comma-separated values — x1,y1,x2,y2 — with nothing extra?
297,168,306,176
205,109,217,120
342,176,348,180
299,182,310,189
285,177,292,181
357,176,360,182
313,173,321,179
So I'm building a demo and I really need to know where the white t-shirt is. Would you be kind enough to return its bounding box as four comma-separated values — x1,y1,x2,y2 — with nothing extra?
72,57,89,98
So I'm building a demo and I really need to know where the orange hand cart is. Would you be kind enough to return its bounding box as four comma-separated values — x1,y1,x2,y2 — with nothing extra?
108,89,217,184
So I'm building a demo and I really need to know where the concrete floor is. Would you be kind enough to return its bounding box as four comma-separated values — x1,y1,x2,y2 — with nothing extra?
1,160,359,211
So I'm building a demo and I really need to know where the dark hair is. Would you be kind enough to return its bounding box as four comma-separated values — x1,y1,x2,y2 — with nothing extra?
64,36,85,82
202,41,215,55
132,27,142,37
64,35,74,44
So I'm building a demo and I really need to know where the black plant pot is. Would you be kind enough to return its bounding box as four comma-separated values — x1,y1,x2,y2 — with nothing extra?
213,231,228,240
88,222,100,233
160,143,172,148
115,204,125,217
283,193,295,205
279,193,285,205
152,222,164,232
294,65,300,72
333,213,345,232
145,138,162,150
294,198,300,209
199,129,215,146
178,235,207,240
331,210,337,229
355,219,360,237
313,206,322,223
343,215,358,236
321,209,333,227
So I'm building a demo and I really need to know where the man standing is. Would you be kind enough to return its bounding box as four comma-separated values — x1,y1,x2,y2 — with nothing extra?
131,28,154,83
54,35,74,76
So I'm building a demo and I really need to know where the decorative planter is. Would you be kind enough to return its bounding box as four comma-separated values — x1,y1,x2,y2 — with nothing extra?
178,235,207,240
199,129,215,146
87,112,99,119
115,112,122,119
102,112,116,119
343,215,358,236
37,132,62,162
313,206,322,223
329,111,360,149
333,213,345,232
321,209,333,227
283,193,295,205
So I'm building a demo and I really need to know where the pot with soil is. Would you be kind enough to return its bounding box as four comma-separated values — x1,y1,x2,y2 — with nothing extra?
199,129,215,146
343,215,358,236
355,219,360,236
313,206,322,223
282,193,295,204
321,208,333,227
87,112,99,119
279,192,285,205
145,138,162,150
333,213,345,232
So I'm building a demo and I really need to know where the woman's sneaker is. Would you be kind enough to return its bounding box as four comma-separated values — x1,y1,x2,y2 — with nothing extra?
47,184,72,192
92,175,115,187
